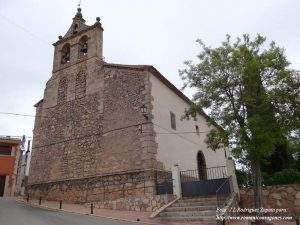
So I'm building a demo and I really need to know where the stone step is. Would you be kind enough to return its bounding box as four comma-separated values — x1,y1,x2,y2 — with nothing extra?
178,198,217,204
180,196,217,202
159,210,216,218
173,201,217,207
165,205,217,212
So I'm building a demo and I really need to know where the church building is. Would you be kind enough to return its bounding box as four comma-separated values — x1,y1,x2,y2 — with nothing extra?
28,8,232,211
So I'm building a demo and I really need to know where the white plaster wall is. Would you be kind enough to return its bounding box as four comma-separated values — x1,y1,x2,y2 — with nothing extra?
150,74,227,172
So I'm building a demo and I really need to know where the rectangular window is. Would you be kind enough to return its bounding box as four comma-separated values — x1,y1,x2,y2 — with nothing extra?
195,125,200,135
170,112,176,130
0,146,12,155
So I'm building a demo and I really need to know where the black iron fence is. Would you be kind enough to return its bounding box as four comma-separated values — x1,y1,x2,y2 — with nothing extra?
216,176,234,208
180,166,227,182
154,171,173,195
180,166,229,197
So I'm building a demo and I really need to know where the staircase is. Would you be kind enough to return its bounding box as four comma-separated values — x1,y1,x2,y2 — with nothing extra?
157,196,219,224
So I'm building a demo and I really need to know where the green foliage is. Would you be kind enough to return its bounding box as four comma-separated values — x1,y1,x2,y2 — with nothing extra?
288,132,300,171
180,34,300,207
263,169,300,185
180,34,300,163
205,129,229,151
236,169,251,187
261,140,292,175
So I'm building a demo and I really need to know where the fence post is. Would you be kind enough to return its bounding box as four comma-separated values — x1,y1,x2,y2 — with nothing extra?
226,158,239,197
172,164,182,198
59,200,62,209
91,203,94,214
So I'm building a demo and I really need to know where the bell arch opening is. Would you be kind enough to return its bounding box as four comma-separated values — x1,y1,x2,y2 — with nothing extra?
61,43,71,64
78,35,88,58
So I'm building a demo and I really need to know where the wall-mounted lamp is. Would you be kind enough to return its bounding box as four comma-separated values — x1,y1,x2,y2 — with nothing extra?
140,104,149,120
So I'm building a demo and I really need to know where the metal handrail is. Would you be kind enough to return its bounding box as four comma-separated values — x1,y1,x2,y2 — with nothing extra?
180,165,227,173
180,166,228,182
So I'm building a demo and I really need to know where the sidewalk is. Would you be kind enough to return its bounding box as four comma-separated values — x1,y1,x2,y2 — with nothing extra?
17,198,296,225
17,198,200,225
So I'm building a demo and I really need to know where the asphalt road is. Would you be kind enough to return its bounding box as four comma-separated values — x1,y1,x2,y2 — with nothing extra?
0,198,138,225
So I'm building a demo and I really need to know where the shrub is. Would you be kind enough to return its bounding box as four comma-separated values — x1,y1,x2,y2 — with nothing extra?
263,169,300,185
236,169,252,187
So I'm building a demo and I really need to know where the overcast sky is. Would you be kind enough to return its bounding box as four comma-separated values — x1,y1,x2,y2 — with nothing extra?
0,0,299,139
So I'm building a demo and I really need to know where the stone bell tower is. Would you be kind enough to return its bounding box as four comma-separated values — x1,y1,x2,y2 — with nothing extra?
52,7,103,72
29,8,107,184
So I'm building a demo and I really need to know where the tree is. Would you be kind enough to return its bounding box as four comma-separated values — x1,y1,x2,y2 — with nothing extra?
180,34,300,211
261,140,291,175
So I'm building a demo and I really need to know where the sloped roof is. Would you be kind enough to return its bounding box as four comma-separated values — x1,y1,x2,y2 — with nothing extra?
0,136,21,146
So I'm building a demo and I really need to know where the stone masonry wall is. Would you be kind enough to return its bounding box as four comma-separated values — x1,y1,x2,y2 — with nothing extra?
28,60,159,202
240,184,300,217
89,194,175,212
28,170,158,204
29,61,156,183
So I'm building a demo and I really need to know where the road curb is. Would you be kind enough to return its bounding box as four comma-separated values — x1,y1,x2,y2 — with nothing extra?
16,199,162,225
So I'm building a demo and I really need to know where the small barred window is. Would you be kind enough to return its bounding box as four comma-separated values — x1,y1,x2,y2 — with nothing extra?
170,112,176,130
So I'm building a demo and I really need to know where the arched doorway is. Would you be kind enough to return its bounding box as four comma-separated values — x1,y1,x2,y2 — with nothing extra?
197,151,207,180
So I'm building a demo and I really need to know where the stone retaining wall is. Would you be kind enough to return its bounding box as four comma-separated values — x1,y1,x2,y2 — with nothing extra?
27,171,157,203
240,184,300,217
89,194,175,212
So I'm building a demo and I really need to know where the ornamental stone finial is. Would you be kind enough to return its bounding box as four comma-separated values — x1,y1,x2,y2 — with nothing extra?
74,7,83,20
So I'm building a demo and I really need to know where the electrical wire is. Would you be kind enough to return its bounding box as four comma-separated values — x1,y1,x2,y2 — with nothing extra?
152,122,207,147
0,13,50,45
0,110,215,149
0,112,60,119
0,112,35,118
31,122,150,150
0,111,212,134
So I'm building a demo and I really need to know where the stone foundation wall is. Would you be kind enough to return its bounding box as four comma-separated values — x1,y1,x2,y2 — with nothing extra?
240,184,300,217
27,171,157,203
89,194,175,212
